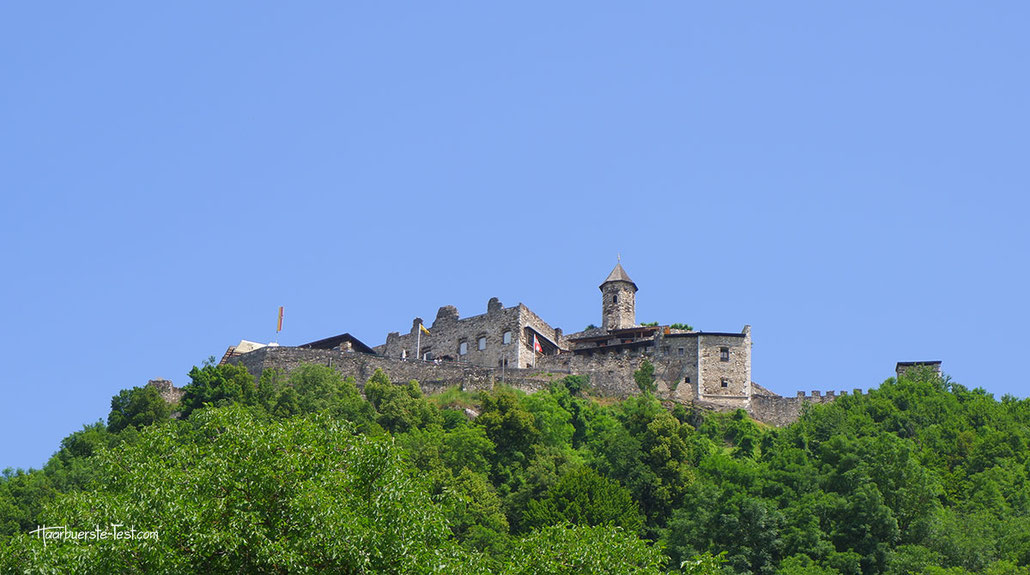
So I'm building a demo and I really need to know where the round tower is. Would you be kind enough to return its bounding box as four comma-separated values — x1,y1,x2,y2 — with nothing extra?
600,262,638,332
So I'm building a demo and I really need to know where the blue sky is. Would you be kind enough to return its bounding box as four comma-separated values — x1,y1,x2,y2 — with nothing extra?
2,3,1028,470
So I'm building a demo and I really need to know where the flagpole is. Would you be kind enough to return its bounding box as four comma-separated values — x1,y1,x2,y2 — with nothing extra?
416,322,421,361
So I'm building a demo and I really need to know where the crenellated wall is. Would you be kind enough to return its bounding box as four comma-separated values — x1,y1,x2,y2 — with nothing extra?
224,346,870,427
748,389,867,426
207,261,910,427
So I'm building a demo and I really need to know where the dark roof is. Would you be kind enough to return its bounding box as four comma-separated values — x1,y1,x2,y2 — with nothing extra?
663,331,746,338
565,327,608,340
523,326,561,350
571,339,654,355
600,263,637,291
568,325,659,342
299,333,376,355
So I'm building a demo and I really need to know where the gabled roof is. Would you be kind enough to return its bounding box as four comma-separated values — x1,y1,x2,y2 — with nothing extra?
600,262,637,291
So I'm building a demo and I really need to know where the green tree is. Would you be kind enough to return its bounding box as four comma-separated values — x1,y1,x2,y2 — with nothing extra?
522,389,575,448
107,385,172,432
364,369,442,433
634,360,657,395
559,374,590,396
0,468,55,537
477,388,541,467
503,523,669,575
0,406,485,574
777,554,841,575
178,362,257,417
523,466,642,533
444,468,511,559
397,424,495,478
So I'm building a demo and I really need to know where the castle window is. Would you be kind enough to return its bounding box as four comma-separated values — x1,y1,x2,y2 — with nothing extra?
613,295,618,304
424,351,434,361
721,378,729,388
685,376,691,384
678,347,685,356
459,341,468,355
503,331,511,345
720,347,729,362
478,336,487,351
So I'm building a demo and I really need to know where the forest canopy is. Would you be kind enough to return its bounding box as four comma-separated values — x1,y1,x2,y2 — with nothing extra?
2,363,1029,574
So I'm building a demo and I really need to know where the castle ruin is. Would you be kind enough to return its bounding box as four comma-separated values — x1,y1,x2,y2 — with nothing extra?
221,262,887,425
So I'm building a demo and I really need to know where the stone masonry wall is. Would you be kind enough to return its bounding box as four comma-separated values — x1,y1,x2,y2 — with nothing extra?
228,346,557,396
226,346,861,428
380,299,524,369
649,329,751,406
749,389,866,426
601,281,636,331
651,334,701,402
896,362,943,380
516,303,566,369
697,332,751,400
535,353,641,398
650,340,701,404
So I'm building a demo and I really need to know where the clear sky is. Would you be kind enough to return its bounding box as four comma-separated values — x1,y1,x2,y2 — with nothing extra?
2,3,1028,470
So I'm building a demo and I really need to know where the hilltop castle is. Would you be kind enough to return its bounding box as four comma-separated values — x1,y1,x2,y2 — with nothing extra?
221,262,902,425
375,262,754,406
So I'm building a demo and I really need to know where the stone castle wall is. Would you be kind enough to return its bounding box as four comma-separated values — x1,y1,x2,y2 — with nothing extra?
378,299,565,371
229,345,559,396
535,353,642,398
381,300,521,366
650,339,701,403
225,346,862,427
749,389,867,426
698,332,751,400
516,303,567,369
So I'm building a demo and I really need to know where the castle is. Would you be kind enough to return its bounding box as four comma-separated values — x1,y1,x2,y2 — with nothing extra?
375,262,755,406
220,262,916,425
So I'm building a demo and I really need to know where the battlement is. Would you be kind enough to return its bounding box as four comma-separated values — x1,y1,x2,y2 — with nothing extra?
215,260,937,428
216,345,934,428
896,361,942,380
794,389,867,401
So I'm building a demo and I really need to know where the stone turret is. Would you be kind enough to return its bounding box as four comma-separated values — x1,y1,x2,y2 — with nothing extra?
600,262,637,331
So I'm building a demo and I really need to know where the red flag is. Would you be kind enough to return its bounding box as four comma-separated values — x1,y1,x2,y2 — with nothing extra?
533,333,542,353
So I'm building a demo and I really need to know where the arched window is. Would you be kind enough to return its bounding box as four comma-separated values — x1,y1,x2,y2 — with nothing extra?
613,295,618,304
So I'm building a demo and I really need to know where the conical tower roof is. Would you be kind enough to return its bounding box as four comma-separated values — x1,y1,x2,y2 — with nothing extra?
599,262,637,291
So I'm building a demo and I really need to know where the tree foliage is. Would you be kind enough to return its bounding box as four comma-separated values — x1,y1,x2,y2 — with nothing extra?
4,362,1030,574
634,360,657,395
178,362,256,417
107,385,172,433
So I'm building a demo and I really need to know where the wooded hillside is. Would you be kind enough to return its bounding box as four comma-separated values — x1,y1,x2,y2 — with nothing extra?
2,364,1028,574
